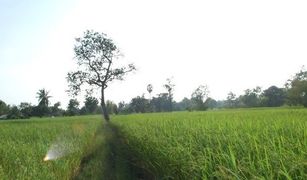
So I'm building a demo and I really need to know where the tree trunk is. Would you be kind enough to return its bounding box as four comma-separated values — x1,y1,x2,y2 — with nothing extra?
169,95,173,112
101,88,110,122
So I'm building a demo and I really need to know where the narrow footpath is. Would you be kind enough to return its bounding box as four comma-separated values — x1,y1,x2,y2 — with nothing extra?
73,123,153,180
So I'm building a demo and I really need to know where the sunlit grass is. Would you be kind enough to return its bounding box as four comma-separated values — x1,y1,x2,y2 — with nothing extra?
1,109,306,179
112,108,307,179
0,115,101,179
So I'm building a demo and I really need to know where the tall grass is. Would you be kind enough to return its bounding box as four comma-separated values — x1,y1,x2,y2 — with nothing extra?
112,108,307,179
0,116,101,180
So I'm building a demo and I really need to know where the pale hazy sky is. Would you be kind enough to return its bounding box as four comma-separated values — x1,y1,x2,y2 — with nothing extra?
0,0,306,108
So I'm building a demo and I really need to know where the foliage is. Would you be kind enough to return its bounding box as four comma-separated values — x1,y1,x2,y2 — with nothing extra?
286,68,307,107
35,89,52,117
4,103,34,119
0,100,9,116
262,86,286,107
51,102,64,116
83,96,99,114
67,30,136,121
174,97,192,111
37,89,51,107
119,88,216,114
117,101,131,114
226,92,238,108
191,85,209,110
163,78,175,111
150,93,171,112
32,105,50,118
106,100,118,115
204,97,218,109
7,106,22,119
240,86,262,107
130,95,150,113
19,102,33,118
67,99,80,116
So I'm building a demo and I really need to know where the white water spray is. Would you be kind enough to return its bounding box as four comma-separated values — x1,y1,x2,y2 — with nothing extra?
43,137,80,161
43,124,85,161
44,142,70,161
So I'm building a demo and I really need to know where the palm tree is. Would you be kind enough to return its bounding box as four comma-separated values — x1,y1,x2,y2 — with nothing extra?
36,89,52,107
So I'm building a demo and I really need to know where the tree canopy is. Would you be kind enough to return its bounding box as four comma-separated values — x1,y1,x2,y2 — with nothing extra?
262,86,286,107
36,89,51,107
67,30,136,121
191,85,209,110
286,68,307,107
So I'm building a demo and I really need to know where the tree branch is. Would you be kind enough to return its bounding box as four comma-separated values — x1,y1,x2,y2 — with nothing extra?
84,55,103,85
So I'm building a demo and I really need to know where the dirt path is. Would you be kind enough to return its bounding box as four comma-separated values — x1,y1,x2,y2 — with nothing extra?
73,123,153,180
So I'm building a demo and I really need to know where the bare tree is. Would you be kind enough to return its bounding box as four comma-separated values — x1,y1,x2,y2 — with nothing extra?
67,30,136,121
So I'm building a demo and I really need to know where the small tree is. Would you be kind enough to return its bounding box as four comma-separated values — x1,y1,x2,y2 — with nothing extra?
286,68,307,107
117,101,130,114
176,97,193,111
130,95,150,113
37,89,51,107
67,30,136,121
7,106,21,119
0,100,9,116
84,96,99,114
51,102,63,116
67,99,80,116
226,92,238,108
150,93,170,112
35,89,51,117
191,85,209,110
241,87,262,107
19,102,33,118
106,100,118,115
262,86,286,107
163,78,175,111
205,97,218,109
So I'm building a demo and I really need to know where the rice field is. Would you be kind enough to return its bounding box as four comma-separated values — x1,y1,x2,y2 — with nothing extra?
0,116,101,180
0,108,306,179
111,108,307,179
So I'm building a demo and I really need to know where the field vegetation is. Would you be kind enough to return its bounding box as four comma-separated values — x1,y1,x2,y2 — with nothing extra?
0,108,306,179
112,108,307,179
0,116,101,179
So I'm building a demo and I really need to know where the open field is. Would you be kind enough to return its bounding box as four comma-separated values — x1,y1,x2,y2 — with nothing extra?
0,108,306,179
0,116,102,179
112,108,307,179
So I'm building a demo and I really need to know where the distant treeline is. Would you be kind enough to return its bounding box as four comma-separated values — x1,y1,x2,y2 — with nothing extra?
0,68,306,120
